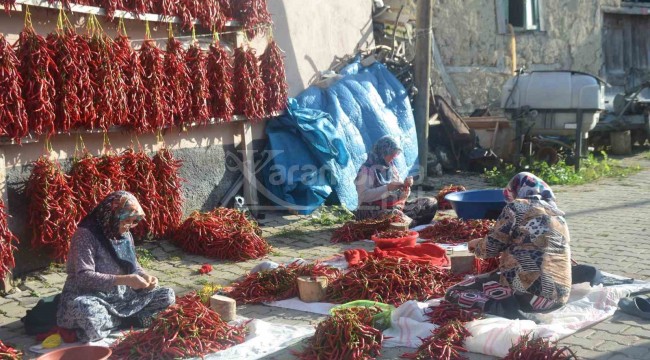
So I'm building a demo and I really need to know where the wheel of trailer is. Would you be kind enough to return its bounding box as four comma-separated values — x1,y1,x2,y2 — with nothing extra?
534,147,560,165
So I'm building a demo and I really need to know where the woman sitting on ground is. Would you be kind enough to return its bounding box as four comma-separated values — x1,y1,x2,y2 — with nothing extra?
57,191,175,342
445,172,572,319
354,135,438,227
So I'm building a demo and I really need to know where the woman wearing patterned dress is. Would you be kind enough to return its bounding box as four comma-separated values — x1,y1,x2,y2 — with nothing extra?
354,135,438,227
57,191,175,342
445,172,572,319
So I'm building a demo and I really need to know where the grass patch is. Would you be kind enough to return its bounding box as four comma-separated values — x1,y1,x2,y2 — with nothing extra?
483,151,641,187
136,248,156,268
643,150,650,160
308,206,355,226
275,226,309,238
194,278,210,286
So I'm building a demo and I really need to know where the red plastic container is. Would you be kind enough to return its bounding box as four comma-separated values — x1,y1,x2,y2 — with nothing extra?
371,230,418,249
36,346,111,360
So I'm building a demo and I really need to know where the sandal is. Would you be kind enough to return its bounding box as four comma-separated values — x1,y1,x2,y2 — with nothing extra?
618,296,650,320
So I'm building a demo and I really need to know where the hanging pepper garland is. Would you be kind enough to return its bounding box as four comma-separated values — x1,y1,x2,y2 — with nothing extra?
27,156,78,261
219,0,232,19
2,1,16,15
197,0,225,32
234,0,272,39
260,40,288,114
185,42,211,126
114,34,147,132
96,151,126,193
88,23,127,131
233,46,266,122
206,41,234,122
139,35,170,132
120,148,160,241
174,0,197,31
0,199,19,283
163,35,191,128
70,151,112,222
0,33,28,143
16,24,57,137
151,148,184,237
100,0,125,20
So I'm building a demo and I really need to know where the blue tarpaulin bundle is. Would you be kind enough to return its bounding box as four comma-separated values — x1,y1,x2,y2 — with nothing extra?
262,59,418,214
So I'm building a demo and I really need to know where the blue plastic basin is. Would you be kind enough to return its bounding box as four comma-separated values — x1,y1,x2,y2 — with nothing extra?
444,189,507,220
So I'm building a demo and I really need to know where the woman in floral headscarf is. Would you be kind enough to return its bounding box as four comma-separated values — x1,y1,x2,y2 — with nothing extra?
444,172,572,319
57,191,175,342
354,135,438,227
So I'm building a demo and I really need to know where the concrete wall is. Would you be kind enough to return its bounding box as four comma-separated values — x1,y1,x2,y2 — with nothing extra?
0,0,373,275
383,0,621,113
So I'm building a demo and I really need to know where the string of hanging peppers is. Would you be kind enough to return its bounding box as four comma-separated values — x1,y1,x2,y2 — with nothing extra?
207,42,234,122
163,35,191,128
0,33,28,143
233,46,266,122
260,40,288,114
16,23,57,138
186,42,211,127
151,148,184,238
26,156,78,261
0,199,19,282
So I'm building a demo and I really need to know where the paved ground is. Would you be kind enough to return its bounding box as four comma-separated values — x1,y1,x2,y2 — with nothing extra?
1,149,649,359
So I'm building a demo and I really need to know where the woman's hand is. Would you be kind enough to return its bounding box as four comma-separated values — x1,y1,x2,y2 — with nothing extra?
467,238,481,252
142,274,159,290
118,274,150,290
387,181,405,191
398,186,411,200
404,176,414,188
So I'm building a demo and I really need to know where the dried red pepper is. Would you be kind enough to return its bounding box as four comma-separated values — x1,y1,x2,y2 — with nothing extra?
174,207,271,261
154,0,176,17
163,36,191,128
121,148,160,241
402,320,471,360
27,156,78,261
425,300,482,327
227,262,340,304
503,333,578,360
110,293,248,360
330,214,403,243
234,0,272,39
198,263,213,274
47,28,95,132
294,306,383,360
325,257,461,307
219,0,232,19
0,199,18,282
101,0,125,20
233,46,266,122
16,25,57,137
2,1,16,15
114,35,147,131
0,339,22,360
151,148,184,237
260,40,288,114
197,0,226,31
418,218,494,244
96,152,126,193
0,33,28,142
88,32,127,131
206,43,234,122
139,39,171,132
186,43,211,126
437,185,467,210
70,151,113,222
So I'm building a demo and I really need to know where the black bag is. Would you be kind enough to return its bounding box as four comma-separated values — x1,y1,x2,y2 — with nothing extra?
21,293,60,335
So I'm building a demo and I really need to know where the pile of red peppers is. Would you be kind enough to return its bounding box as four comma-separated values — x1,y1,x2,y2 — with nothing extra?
110,293,248,360
173,207,271,262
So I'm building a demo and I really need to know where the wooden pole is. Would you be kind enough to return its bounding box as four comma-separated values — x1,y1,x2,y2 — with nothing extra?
509,24,517,74
414,0,433,182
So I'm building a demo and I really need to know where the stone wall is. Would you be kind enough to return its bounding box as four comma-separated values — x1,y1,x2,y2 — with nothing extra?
381,0,621,113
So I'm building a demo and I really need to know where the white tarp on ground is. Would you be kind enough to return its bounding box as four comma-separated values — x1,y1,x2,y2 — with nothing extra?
267,279,650,358
30,318,314,360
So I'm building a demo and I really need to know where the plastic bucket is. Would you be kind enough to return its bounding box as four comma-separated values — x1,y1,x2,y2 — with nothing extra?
444,189,506,220
36,346,112,360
